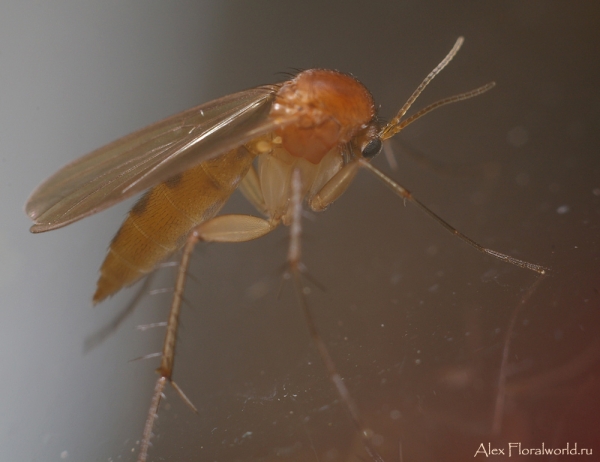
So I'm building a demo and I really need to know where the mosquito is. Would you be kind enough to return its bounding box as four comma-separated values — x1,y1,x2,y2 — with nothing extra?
25,37,546,461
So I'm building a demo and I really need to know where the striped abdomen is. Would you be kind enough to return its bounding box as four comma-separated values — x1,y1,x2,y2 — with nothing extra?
93,146,255,303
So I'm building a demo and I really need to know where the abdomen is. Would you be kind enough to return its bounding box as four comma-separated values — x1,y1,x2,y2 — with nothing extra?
93,146,255,303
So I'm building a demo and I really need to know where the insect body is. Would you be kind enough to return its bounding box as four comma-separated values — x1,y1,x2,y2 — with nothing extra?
25,38,546,461
91,69,376,302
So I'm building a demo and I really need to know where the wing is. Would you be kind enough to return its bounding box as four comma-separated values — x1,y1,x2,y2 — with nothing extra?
26,84,285,232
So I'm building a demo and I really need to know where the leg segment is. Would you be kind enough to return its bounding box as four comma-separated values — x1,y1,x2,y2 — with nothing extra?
288,169,385,462
360,159,548,275
138,213,279,461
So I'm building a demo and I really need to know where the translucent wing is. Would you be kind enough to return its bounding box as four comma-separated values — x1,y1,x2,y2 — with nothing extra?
26,84,284,232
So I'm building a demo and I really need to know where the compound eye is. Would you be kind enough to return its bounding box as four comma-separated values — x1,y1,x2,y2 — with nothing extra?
361,138,382,158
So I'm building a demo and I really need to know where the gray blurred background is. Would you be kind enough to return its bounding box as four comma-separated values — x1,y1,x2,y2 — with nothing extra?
1,2,599,461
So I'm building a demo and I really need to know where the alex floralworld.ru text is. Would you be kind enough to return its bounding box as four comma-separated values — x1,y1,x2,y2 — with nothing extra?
474,442,591,457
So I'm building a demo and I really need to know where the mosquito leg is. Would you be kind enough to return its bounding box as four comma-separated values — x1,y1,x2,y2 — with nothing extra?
360,160,549,275
287,168,385,462
138,376,167,462
155,236,197,382
137,213,279,461
137,231,201,462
